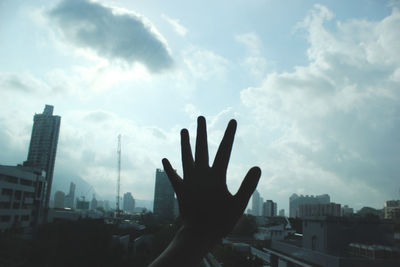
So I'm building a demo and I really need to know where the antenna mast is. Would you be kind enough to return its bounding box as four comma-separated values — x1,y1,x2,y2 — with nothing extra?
116,134,121,218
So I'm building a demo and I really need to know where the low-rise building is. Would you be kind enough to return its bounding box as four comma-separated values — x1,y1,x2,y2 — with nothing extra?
266,216,399,267
0,164,46,231
384,200,400,220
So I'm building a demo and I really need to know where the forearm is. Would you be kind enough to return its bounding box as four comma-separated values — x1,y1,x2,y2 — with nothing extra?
149,226,220,267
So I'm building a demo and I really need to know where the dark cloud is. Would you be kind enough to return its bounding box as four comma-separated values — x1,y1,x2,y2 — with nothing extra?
48,0,173,72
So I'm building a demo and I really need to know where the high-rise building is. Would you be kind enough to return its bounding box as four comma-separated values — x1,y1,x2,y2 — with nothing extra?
153,169,175,221
24,105,61,217
90,194,98,210
289,194,330,218
123,192,135,213
252,190,261,216
54,191,65,209
64,182,76,209
262,200,277,217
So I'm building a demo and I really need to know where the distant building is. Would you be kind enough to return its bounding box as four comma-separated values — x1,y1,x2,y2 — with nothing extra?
384,200,400,220
54,191,65,209
252,190,261,216
64,182,75,209
123,192,135,213
262,200,277,217
341,205,354,216
289,193,330,218
97,200,104,209
0,165,46,231
104,200,110,211
90,194,97,210
299,202,341,217
76,199,89,210
23,105,61,217
153,169,174,221
279,209,285,217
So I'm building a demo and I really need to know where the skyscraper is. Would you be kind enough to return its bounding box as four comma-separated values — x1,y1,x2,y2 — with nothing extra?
262,199,277,217
153,169,175,221
54,191,65,209
123,192,135,213
252,190,261,216
64,182,76,209
24,105,61,217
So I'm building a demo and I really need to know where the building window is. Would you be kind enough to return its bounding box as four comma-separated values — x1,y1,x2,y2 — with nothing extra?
1,188,13,195
14,191,22,200
20,179,32,186
0,215,11,222
312,235,317,250
21,215,30,221
0,202,11,209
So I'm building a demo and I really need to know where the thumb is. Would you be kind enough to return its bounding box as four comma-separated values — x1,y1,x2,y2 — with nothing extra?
234,167,261,210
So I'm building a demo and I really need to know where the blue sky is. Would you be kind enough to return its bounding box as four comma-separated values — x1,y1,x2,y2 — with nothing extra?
1,0,399,212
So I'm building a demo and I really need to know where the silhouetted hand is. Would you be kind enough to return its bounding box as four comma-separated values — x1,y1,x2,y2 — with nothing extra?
149,116,261,267
163,116,261,238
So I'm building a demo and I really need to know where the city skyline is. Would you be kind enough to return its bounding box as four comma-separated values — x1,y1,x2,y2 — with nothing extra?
1,0,400,213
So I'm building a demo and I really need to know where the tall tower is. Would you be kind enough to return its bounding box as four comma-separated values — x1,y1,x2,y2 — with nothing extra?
24,105,61,219
153,169,175,221
252,190,261,216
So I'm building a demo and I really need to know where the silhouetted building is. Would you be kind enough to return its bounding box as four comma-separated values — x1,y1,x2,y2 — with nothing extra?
384,200,400,220
263,200,277,217
23,105,61,218
123,192,135,213
153,169,174,221
64,182,75,208
289,193,330,217
0,165,46,231
54,191,65,209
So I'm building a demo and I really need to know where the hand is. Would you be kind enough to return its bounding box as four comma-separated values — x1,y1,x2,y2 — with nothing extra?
162,116,261,238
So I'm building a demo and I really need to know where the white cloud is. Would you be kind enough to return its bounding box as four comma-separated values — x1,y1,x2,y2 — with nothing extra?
235,32,268,80
241,5,400,209
162,14,188,36
235,32,263,55
183,48,229,80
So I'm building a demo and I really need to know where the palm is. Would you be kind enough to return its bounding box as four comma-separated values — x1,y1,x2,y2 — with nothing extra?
162,116,261,238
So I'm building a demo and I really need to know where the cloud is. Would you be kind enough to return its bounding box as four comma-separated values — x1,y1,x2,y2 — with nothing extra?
47,0,173,72
183,48,229,80
235,32,263,55
235,32,268,80
162,14,188,36
241,5,400,209
0,72,51,94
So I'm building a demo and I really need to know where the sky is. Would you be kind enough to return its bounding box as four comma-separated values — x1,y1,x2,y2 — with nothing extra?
1,0,400,212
